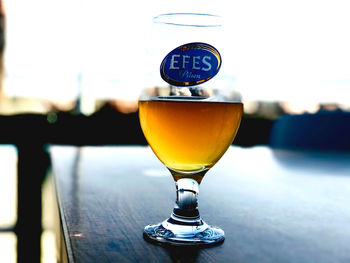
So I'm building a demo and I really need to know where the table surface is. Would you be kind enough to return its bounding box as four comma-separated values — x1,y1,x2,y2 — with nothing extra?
50,145,350,263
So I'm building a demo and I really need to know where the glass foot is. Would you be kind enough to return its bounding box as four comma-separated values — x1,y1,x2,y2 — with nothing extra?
143,218,225,246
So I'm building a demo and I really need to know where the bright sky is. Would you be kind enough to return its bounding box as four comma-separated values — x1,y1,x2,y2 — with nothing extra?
4,0,350,104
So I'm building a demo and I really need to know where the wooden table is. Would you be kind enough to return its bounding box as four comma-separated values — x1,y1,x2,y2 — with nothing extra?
50,145,350,263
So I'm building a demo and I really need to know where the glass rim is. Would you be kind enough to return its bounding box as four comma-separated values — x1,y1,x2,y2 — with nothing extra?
153,13,222,28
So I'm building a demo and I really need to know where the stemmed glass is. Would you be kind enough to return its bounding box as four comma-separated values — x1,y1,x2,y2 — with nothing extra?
139,13,243,246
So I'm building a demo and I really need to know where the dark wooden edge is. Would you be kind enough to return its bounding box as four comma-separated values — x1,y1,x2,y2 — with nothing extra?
52,150,78,263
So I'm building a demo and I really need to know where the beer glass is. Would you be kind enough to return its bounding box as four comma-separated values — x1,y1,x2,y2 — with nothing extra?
139,13,243,246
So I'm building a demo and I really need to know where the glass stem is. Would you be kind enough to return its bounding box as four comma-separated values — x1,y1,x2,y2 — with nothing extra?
171,178,202,224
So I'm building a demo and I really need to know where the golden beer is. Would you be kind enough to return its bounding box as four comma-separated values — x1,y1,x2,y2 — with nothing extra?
139,97,243,182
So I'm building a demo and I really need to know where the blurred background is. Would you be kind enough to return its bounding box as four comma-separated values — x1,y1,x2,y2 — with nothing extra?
0,0,349,262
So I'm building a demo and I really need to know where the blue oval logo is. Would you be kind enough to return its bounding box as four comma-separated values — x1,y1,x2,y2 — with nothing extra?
160,42,221,86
